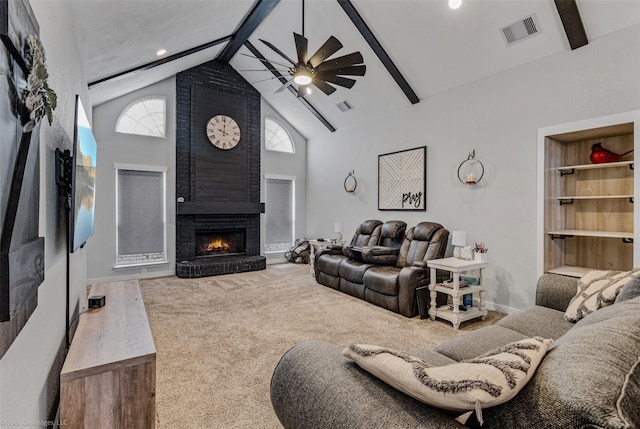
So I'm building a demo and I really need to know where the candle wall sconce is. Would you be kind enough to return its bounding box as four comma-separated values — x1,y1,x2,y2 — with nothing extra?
344,170,357,192
457,150,485,186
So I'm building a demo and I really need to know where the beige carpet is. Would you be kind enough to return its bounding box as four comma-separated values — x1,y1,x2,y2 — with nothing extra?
139,263,504,429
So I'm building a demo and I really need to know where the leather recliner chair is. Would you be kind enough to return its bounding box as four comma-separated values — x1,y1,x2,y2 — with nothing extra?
362,222,449,317
314,220,383,289
338,221,407,299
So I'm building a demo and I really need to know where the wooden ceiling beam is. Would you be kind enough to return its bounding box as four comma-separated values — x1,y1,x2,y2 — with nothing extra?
217,0,280,63
90,0,280,87
89,35,231,87
554,0,588,50
337,0,420,105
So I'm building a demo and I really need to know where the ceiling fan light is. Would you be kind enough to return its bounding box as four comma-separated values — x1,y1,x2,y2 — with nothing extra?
293,72,313,85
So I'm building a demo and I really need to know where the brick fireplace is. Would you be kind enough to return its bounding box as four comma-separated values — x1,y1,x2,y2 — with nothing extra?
176,213,264,278
175,60,266,278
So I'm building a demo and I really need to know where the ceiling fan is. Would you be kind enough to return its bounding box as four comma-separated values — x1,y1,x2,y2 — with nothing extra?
257,0,366,96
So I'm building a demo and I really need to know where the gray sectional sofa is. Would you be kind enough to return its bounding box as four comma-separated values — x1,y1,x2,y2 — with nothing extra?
270,273,640,428
314,220,449,317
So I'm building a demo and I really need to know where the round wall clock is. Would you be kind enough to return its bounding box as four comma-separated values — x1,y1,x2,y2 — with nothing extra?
206,115,241,150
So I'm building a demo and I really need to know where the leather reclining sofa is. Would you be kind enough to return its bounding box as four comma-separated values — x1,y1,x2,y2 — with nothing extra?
314,220,450,317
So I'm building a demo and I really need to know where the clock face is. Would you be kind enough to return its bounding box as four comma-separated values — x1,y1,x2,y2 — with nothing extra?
206,115,241,150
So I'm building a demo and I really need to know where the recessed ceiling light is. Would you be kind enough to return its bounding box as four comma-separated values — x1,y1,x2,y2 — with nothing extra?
449,0,462,9
156,49,167,56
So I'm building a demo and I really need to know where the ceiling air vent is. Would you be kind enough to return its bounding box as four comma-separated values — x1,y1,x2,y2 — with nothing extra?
336,100,354,113
500,15,540,46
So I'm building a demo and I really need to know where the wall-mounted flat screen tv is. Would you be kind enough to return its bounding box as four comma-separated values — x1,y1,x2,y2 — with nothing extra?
70,95,97,252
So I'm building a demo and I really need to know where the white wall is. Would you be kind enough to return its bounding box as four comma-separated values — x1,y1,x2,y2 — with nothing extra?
0,2,89,427
306,24,640,314
87,82,305,279
87,78,176,283
262,101,307,262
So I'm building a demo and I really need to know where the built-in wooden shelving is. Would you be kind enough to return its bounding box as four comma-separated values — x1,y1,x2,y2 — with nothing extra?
543,122,635,277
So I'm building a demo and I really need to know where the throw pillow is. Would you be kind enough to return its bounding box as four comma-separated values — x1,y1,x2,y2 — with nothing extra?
564,268,640,322
342,337,553,425
615,274,640,303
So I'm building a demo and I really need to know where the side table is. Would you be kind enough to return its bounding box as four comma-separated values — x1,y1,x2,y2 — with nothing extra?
427,257,488,330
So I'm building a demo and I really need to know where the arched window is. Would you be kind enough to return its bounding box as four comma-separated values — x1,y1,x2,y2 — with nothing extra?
265,118,294,153
115,96,166,138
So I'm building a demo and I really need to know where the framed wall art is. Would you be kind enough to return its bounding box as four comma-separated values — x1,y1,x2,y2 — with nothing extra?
378,146,426,211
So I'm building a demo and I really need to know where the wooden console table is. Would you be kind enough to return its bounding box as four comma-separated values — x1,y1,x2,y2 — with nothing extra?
60,280,156,428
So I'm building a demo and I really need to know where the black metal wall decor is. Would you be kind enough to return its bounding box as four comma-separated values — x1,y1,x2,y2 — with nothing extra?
344,170,357,193
457,150,485,186
0,0,44,358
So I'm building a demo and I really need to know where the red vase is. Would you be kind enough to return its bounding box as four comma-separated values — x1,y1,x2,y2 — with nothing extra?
590,143,634,164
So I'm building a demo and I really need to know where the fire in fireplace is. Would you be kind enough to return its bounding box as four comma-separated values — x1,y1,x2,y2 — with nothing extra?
196,229,246,257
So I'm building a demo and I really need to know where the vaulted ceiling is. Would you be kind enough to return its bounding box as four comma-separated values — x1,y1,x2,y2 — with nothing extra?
71,0,640,138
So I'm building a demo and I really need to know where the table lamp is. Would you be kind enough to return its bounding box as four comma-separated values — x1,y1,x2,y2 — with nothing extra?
452,231,467,259
335,223,343,243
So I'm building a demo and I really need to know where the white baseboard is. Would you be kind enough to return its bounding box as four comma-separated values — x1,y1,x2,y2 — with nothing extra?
484,301,519,315
266,255,287,265
87,270,175,285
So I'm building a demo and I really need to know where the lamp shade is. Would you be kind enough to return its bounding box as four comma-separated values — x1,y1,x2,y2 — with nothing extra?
334,223,343,233
452,231,467,247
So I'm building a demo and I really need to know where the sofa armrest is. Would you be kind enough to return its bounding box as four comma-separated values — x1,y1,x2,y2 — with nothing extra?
535,274,578,312
397,266,431,317
314,244,343,259
361,246,400,265
271,340,467,429
324,243,344,253
342,245,365,262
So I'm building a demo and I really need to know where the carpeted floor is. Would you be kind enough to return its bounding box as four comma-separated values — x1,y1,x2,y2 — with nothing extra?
139,263,504,429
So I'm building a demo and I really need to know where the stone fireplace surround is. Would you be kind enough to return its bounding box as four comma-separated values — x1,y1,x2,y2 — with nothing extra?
175,60,266,278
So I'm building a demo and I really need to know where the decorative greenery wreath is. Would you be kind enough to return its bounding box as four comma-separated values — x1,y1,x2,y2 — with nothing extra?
21,34,56,132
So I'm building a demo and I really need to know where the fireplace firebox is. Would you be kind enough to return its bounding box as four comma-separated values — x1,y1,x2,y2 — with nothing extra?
196,229,245,258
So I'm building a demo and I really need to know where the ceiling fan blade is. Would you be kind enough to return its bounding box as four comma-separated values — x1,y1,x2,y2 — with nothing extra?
317,65,366,77
293,33,308,65
275,79,294,93
308,36,343,68
315,52,364,72
239,52,292,69
260,39,296,65
315,74,356,89
311,79,337,95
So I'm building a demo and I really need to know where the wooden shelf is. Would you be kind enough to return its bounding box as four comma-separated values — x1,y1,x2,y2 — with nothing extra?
548,229,633,239
557,160,633,173
556,195,633,201
547,265,593,278
431,304,487,325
